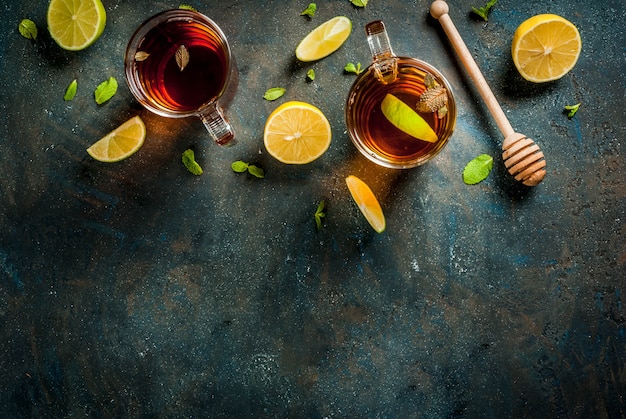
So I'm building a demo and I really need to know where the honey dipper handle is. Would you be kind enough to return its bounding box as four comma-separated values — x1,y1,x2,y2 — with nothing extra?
430,1,515,138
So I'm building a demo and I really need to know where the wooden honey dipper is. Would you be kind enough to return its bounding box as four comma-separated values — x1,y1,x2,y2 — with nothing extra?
430,0,546,186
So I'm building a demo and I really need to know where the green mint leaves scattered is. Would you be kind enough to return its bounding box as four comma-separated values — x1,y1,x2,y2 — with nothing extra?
64,79,78,101
307,69,316,81
472,0,497,21
301,3,317,18
564,102,581,119
264,87,286,101
463,154,493,184
182,149,203,175
344,62,363,75
350,0,368,7
178,4,197,11
94,76,118,105
19,19,37,40
314,201,326,230
232,161,264,178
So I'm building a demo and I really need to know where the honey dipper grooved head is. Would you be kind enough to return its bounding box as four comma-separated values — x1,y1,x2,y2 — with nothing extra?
502,133,546,186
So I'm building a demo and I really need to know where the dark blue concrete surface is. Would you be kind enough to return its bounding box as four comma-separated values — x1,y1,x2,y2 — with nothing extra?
1,0,624,417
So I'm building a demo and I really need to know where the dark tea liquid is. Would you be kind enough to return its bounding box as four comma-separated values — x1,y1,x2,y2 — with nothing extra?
346,58,455,168
132,17,229,113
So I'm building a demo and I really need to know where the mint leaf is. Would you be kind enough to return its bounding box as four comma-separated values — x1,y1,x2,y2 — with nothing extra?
247,165,265,178
301,3,317,17
94,77,118,105
231,160,249,173
263,87,285,101
307,69,316,81
350,0,368,7
314,200,325,230
182,149,203,175
19,19,37,40
178,4,197,11
64,79,78,101
463,154,493,184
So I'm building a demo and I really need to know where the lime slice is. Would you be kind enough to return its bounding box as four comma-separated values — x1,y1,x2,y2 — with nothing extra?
381,93,438,143
87,116,146,162
346,175,386,233
295,16,352,62
47,0,107,51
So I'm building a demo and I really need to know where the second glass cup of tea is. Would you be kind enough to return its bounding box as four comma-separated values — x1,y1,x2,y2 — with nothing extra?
346,21,456,168
124,9,235,145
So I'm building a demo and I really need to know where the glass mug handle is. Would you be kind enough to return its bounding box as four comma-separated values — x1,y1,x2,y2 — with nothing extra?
365,20,398,84
198,102,235,146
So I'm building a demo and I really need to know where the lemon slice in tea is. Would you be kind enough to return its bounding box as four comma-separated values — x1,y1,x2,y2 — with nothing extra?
47,0,107,51
295,16,352,62
87,116,146,162
263,101,332,164
511,14,582,83
346,175,386,233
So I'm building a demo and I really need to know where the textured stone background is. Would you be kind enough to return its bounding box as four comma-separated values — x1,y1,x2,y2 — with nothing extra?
1,0,624,417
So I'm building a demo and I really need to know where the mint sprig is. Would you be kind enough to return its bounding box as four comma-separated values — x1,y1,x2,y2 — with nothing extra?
472,0,497,21
232,161,264,178
564,103,581,119
344,62,363,75
301,3,317,18
314,200,326,230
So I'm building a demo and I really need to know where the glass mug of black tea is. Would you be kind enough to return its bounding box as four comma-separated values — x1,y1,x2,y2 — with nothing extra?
345,21,456,168
125,10,235,145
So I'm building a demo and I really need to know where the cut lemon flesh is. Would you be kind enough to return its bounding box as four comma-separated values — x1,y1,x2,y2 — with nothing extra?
295,16,352,62
264,101,332,164
511,14,581,83
345,175,386,233
47,0,107,51
87,116,146,162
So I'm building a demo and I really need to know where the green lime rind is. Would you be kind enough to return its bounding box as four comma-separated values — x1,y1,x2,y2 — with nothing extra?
380,94,437,143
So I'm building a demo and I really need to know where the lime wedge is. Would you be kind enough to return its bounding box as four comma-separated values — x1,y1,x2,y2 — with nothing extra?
381,93,437,143
87,116,146,162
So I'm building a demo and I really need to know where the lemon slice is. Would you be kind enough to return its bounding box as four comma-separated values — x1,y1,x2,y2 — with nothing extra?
346,175,386,233
87,116,146,162
47,0,107,51
263,101,332,164
381,94,438,143
295,16,352,62
511,14,581,83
